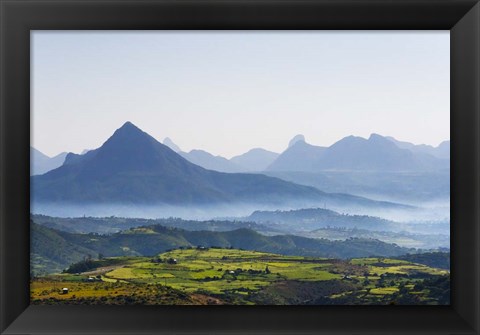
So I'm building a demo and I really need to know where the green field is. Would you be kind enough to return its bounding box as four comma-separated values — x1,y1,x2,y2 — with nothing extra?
31,248,450,305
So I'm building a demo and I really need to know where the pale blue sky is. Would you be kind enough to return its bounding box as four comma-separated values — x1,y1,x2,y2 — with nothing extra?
31,31,449,158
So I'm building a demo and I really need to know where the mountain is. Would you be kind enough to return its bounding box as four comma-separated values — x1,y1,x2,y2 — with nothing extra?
230,148,279,172
267,137,326,171
268,134,448,173
31,122,334,206
180,149,242,173
436,141,450,159
162,137,246,173
315,134,448,171
31,147,68,176
288,134,306,148
163,137,181,152
386,136,450,159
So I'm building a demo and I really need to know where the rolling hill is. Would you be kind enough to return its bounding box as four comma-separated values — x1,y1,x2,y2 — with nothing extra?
31,220,417,274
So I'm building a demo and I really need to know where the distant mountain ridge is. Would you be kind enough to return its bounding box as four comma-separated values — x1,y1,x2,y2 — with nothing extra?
180,149,243,173
230,148,279,172
267,134,449,172
162,137,278,172
267,139,326,171
386,136,450,159
162,137,244,173
31,147,68,176
163,137,181,152
151,134,449,174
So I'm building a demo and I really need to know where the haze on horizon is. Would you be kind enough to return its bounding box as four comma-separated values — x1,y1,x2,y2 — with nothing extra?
32,31,449,158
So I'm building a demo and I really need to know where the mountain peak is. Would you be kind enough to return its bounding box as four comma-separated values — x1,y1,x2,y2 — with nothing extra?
368,133,389,142
108,122,152,144
117,121,140,132
288,134,306,148
163,137,181,152
369,133,383,139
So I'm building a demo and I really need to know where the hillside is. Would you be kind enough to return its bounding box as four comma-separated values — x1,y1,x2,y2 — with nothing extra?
31,222,98,275
31,221,417,274
393,252,450,270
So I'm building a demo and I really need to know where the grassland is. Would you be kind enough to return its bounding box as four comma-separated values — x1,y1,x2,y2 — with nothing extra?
31,248,450,305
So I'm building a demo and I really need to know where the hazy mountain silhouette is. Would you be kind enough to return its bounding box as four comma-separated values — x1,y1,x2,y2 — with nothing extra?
288,134,306,148
267,136,326,171
162,137,245,172
230,148,279,172
268,134,448,172
436,141,450,159
386,136,450,159
163,137,181,152
180,149,243,173
31,122,335,205
31,147,68,176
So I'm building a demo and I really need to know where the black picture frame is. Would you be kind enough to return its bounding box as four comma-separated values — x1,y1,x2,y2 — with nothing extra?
1,0,479,334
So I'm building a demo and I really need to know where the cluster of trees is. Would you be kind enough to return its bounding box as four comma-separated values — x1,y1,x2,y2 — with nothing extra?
63,255,97,274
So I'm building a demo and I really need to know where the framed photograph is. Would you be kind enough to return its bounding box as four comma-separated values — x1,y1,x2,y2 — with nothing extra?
1,0,479,334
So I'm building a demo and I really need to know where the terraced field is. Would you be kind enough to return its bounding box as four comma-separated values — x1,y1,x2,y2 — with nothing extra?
31,248,450,305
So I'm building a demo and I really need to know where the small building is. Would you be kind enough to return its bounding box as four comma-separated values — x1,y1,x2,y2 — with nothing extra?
62,288,69,294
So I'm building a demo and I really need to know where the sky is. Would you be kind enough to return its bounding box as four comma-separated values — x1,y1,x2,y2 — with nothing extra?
31,31,450,159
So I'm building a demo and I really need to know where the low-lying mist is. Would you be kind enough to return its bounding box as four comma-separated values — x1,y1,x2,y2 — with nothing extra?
32,200,450,250
32,201,328,220
32,199,450,224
